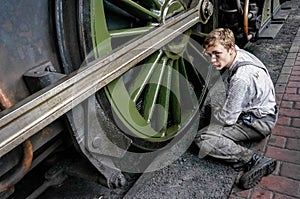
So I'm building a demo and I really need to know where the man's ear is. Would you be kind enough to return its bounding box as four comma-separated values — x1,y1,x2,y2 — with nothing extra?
229,45,235,54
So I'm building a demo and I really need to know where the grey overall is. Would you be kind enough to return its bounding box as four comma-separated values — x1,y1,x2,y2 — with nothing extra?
195,46,278,167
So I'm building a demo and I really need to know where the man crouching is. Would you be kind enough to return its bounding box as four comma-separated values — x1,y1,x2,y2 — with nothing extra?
195,28,278,189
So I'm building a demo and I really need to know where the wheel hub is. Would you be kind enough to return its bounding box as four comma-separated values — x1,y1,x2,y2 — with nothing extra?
199,0,214,24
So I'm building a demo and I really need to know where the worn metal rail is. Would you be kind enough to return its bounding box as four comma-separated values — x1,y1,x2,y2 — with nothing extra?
0,1,212,158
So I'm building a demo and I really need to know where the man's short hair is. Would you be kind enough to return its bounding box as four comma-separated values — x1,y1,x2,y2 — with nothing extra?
204,28,235,50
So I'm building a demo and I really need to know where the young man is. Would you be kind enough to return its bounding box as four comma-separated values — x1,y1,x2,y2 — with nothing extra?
195,28,278,189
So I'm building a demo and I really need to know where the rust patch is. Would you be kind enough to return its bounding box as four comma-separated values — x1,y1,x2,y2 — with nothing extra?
0,88,13,109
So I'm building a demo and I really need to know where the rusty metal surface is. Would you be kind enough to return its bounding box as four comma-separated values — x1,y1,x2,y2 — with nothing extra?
0,88,12,110
0,0,61,105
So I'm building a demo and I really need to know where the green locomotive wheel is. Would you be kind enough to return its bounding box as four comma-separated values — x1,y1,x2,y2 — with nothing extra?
84,0,212,149
59,0,213,150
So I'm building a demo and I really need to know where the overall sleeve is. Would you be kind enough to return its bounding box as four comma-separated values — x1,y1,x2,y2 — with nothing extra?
214,77,248,125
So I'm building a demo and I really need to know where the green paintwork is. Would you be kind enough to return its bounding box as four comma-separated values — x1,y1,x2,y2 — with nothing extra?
90,0,208,144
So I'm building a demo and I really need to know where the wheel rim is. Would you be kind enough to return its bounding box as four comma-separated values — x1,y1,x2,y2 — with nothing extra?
78,0,212,149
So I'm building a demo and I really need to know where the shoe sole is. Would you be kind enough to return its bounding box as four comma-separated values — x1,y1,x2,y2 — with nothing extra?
239,158,277,189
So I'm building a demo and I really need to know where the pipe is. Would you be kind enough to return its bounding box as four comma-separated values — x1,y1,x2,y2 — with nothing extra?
0,140,33,192
0,88,12,110
0,88,33,192
243,0,252,40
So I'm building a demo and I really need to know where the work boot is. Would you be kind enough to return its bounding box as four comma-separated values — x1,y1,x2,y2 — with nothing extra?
239,154,277,189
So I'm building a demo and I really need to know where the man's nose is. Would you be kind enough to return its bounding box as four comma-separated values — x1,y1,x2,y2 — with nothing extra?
210,54,217,62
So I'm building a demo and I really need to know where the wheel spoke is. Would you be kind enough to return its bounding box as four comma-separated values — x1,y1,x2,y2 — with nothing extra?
90,0,112,57
185,40,211,98
170,59,181,125
156,59,173,136
143,56,167,123
106,0,160,21
128,50,164,103
185,43,205,84
152,0,164,8
181,58,196,106
109,26,155,38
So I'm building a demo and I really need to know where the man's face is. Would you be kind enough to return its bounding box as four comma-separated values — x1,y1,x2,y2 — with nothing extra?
205,44,233,70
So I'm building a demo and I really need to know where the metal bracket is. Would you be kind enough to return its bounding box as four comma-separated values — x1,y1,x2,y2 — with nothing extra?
258,0,291,39
23,61,66,94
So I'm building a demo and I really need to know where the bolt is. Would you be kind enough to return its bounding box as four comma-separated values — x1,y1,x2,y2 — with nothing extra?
205,1,213,17
92,137,101,148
